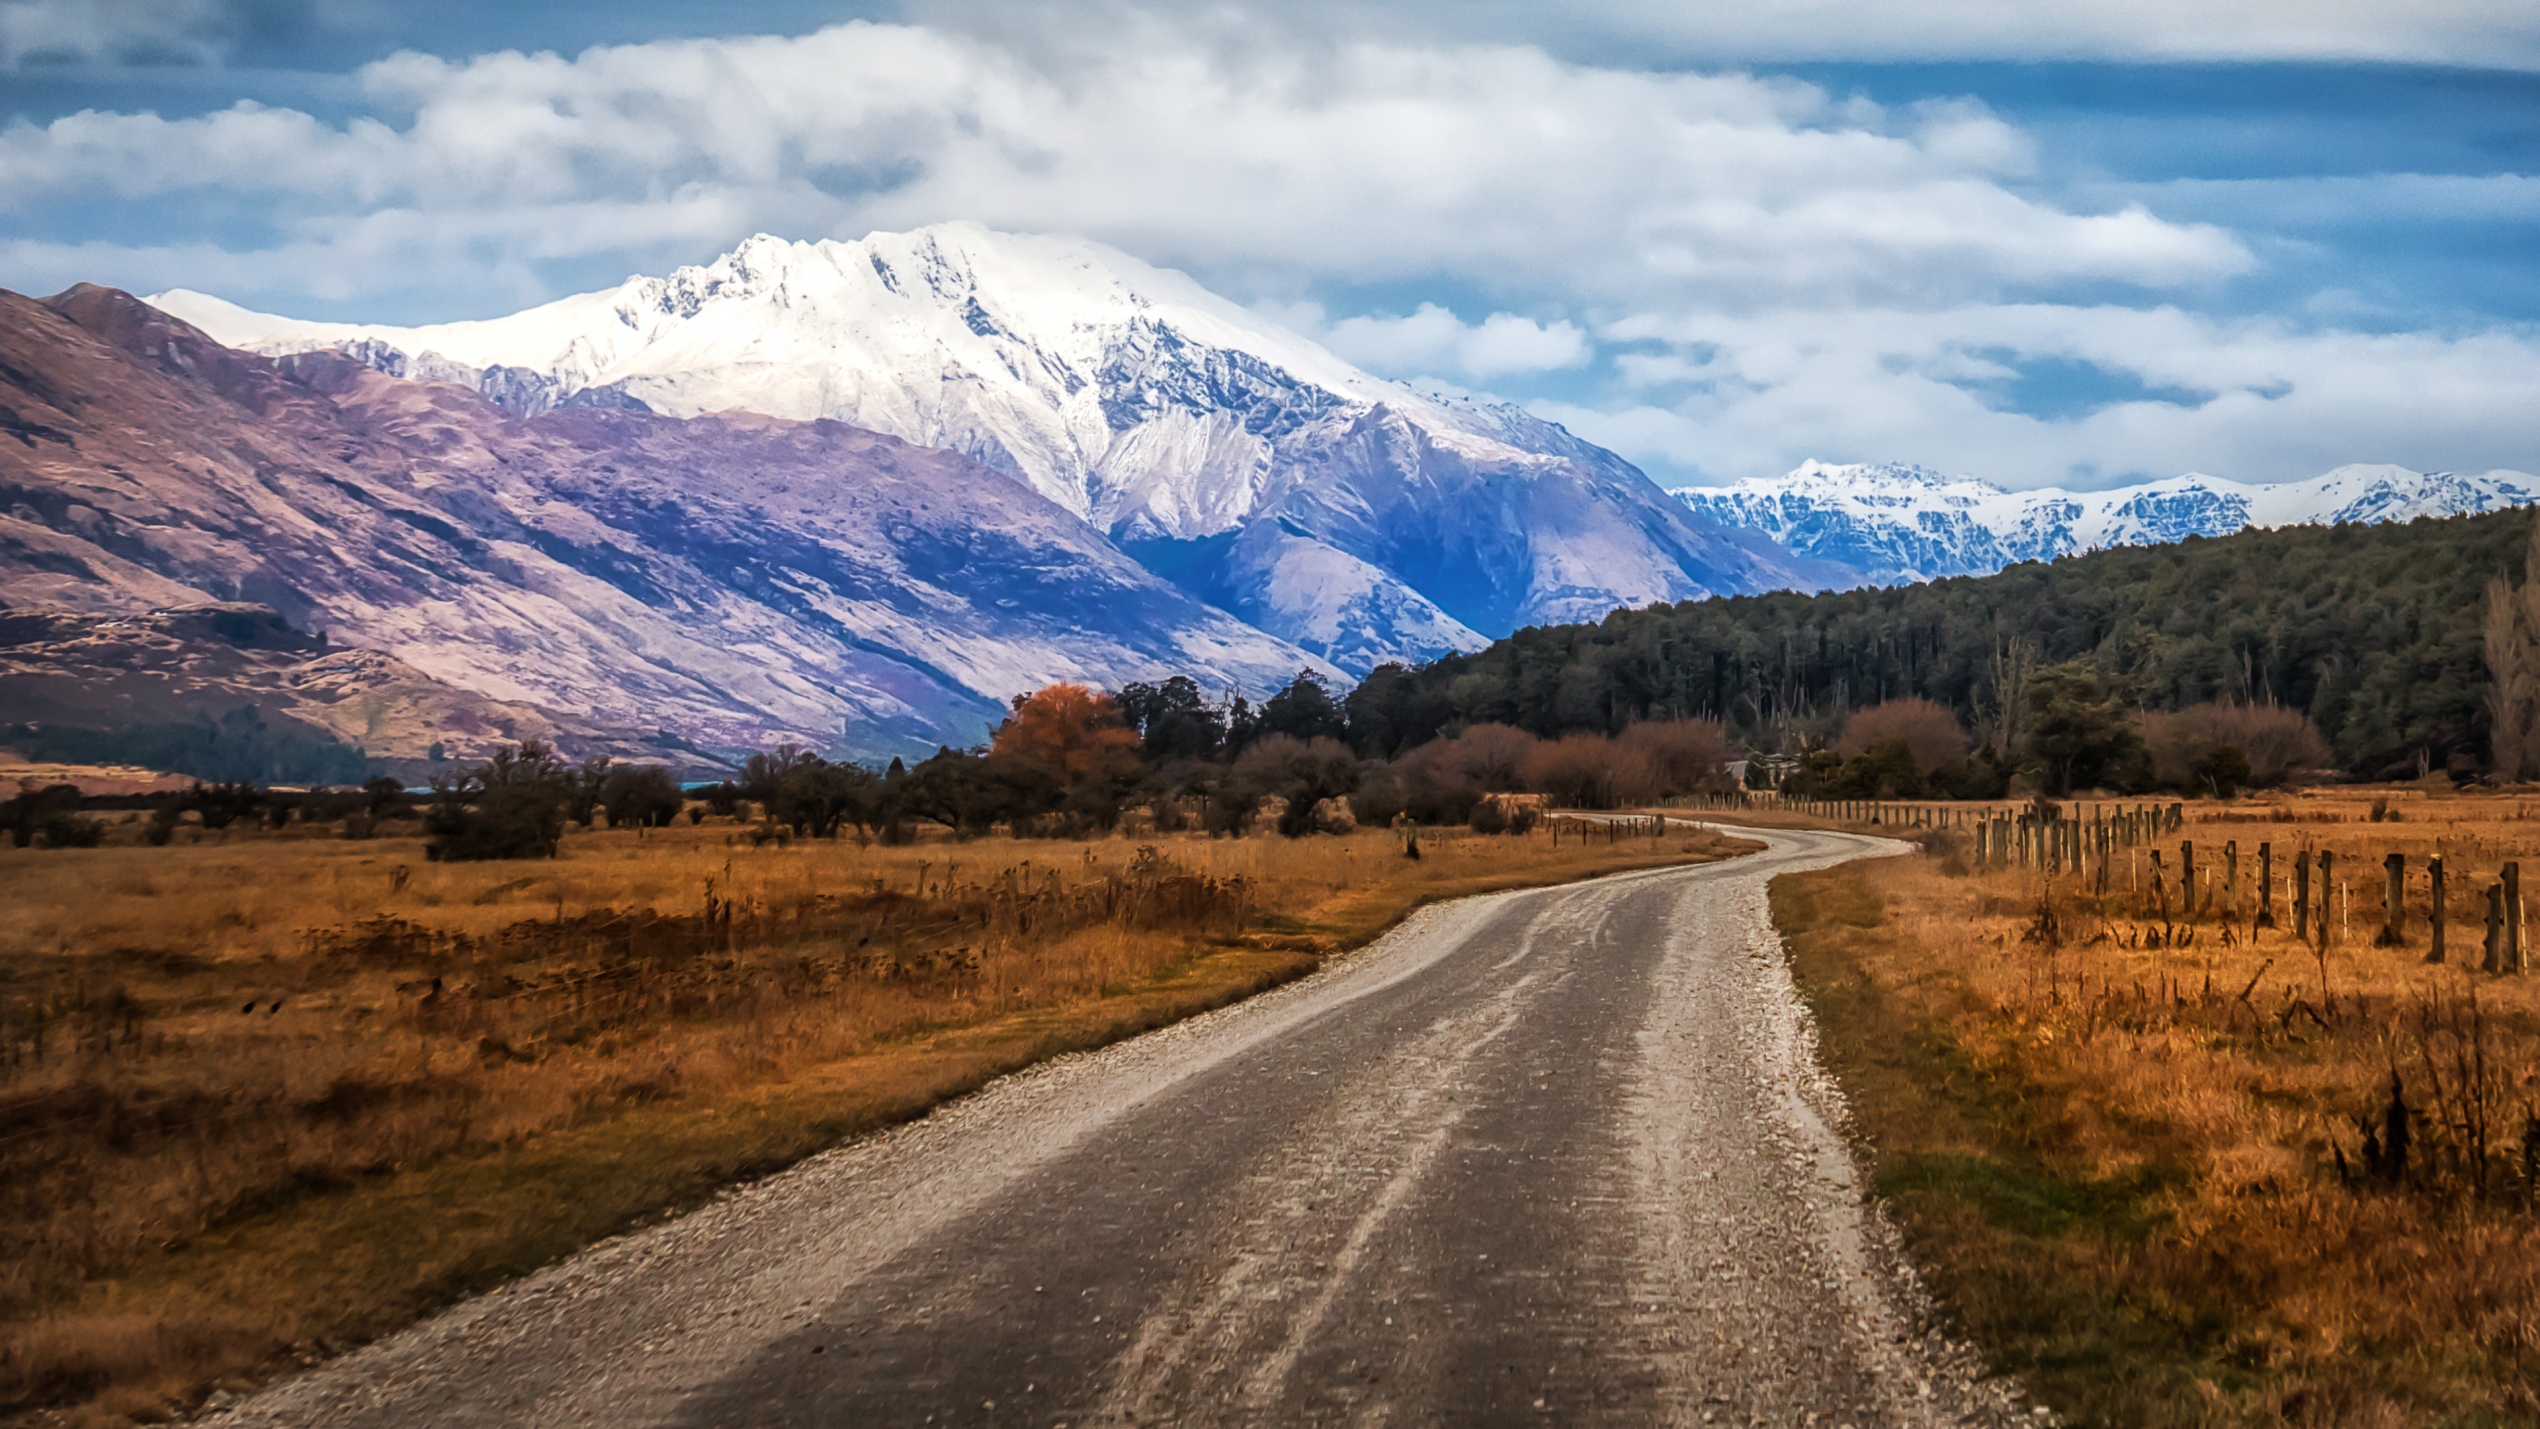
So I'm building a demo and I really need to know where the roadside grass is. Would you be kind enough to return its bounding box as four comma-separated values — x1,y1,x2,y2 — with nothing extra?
0,815,1749,1426
1775,790,2540,1428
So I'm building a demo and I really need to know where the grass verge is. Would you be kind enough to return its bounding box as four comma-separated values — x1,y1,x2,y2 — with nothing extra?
1774,796,2540,1429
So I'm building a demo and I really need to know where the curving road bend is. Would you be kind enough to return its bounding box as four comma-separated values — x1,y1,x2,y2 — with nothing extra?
214,825,2021,1428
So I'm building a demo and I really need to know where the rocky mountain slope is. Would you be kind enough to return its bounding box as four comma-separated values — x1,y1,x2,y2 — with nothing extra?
154,224,1824,669
0,604,701,778
0,286,1322,760
1674,461,2539,586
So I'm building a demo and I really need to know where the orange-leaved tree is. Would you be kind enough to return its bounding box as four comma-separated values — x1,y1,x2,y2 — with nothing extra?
992,683,1141,781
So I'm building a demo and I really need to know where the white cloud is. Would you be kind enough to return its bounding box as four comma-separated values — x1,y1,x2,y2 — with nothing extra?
1551,303,2540,487
1150,0,2540,70
0,19,2247,315
2,10,2526,490
1315,302,1590,379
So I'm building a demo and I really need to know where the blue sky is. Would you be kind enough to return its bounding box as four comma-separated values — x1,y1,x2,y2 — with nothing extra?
3,0,2535,490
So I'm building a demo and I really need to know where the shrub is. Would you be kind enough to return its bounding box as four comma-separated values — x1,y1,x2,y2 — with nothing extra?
2023,663,2145,795
187,780,264,831
1524,733,1642,809
1835,699,1971,777
598,764,685,829
1616,719,1736,797
1,782,82,848
771,760,876,839
1228,735,1365,837
2145,702,2329,792
423,741,571,861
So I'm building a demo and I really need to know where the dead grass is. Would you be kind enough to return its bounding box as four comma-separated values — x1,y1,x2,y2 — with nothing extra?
1776,787,2540,1428
0,811,1748,1425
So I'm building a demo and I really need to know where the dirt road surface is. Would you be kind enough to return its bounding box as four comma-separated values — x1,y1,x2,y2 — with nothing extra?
212,825,2025,1427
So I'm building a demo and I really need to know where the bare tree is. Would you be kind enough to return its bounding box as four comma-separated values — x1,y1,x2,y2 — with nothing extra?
2485,516,2540,782
1974,634,2036,766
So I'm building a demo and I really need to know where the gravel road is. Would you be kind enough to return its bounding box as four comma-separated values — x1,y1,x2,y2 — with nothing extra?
213,825,2026,1428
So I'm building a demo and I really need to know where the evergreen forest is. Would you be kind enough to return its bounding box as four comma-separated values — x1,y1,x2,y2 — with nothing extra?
1340,506,2533,779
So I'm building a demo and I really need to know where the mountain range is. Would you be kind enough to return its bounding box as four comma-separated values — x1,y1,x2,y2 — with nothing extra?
10,221,2528,771
1672,461,2539,587
0,282,1324,763
156,224,1818,675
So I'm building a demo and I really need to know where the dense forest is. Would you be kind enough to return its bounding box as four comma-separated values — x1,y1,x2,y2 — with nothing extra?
1340,507,2533,779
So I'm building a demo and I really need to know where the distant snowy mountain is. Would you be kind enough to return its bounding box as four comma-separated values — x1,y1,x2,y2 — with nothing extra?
3,285,1327,761
1674,461,2540,587
155,225,1817,671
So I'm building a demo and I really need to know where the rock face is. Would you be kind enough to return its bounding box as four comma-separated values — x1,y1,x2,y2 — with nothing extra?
1675,460,2540,587
0,285,1324,760
153,223,1823,668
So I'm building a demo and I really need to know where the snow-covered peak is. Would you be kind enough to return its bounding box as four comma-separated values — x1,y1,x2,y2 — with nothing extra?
152,223,1449,528
1675,461,2540,587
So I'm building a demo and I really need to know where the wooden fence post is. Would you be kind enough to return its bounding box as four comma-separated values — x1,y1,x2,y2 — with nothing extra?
2429,855,2446,964
2486,883,2506,974
2378,852,2406,947
2182,841,2197,923
2256,842,2275,928
2149,849,2171,929
2508,862,2524,974
2318,850,2335,947
2294,850,2311,942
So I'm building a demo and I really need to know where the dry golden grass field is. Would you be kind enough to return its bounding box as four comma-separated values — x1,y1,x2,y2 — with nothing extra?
0,810,1748,1426
1775,786,2540,1428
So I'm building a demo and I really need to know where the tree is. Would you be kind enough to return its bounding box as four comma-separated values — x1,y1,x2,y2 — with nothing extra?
2486,515,2540,780
1260,671,1348,743
1116,675,1226,761
1617,718,1736,797
1227,735,1365,837
1836,698,1970,777
739,744,817,805
1,782,98,849
188,780,264,831
771,760,875,838
2023,663,2144,795
2145,702,2329,791
568,756,615,826
424,740,572,861
599,764,685,829
993,684,1140,780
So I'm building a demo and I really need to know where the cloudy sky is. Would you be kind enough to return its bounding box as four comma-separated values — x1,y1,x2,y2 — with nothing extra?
3,0,2535,489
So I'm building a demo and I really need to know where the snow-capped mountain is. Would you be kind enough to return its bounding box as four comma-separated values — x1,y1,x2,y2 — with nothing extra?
2,284,1327,760
1675,461,2540,587
151,224,1819,671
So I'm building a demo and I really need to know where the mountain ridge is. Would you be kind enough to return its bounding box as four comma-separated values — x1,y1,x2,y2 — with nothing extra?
1674,460,2539,587
151,223,1828,670
0,283,1326,760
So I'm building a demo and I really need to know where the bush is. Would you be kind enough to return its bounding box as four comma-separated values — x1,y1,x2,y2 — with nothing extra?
698,781,744,819
1835,699,1971,777
1227,735,1364,837
598,764,685,829
188,780,264,831
2024,663,2146,795
1,782,82,848
2144,703,2329,792
1615,719,1736,798
424,741,571,861
1524,733,1643,809
772,760,876,839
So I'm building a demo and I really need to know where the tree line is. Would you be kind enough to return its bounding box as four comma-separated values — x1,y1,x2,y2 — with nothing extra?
1337,507,2532,781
